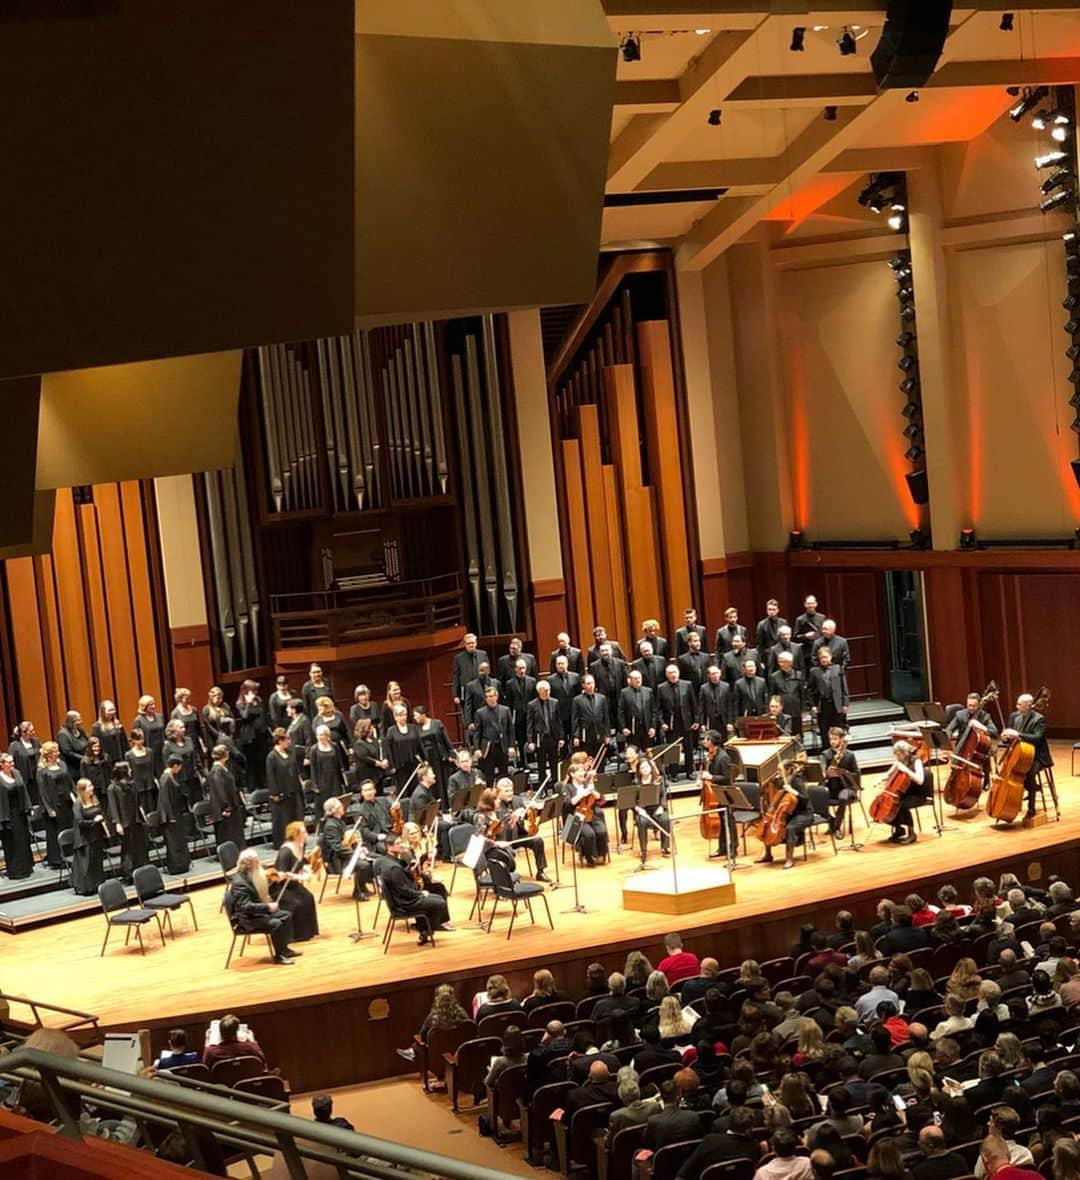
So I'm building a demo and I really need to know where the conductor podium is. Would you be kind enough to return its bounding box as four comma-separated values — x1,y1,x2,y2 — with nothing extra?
622,865,736,915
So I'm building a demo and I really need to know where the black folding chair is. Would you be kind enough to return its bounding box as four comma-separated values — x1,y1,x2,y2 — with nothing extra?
133,863,198,938
98,879,164,956
486,856,553,939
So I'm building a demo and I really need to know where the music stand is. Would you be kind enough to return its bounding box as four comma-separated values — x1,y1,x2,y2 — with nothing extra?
344,843,378,944
615,783,661,865
803,762,824,784
509,769,528,795
647,741,682,770
558,813,587,913
718,784,755,870
535,795,563,888
739,717,780,740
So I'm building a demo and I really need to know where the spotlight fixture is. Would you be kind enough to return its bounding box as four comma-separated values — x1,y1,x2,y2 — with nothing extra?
1071,415,1080,433
1070,390,1080,407
1065,292,1080,311
897,331,916,347
837,26,856,55
888,211,907,231
824,105,838,122
959,527,977,550
898,355,917,372
1036,150,1067,169
899,304,916,321
1067,342,1080,359
909,527,929,548
790,26,806,51
888,255,908,271
903,422,922,439
1042,169,1074,195
1053,123,1071,144
901,400,920,417
1069,367,1080,383
905,444,925,463
896,285,913,302
900,379,920,396
906,471,930,507
1001,12,1014,31
707,108,722,126
1067,252,1080,272
905,91,919,104
1066,317,1080,334
1072,457,1080,489
1042,189,1074,214
788,529,804,550
620,33,641,63
1011,87,1049,123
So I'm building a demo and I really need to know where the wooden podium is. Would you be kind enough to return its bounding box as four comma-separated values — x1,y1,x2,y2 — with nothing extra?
622,865,736,916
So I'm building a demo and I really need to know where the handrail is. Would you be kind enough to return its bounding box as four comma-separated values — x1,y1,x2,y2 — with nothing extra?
0,992,99,1033
0,1047,521,1180
270,572,461,615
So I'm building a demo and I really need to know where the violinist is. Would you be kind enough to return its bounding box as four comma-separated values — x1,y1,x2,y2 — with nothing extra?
356,778,394,854
319,797,376,898
1001,693,1052,819
493,777,550,882
756,759,812,870
822,727,860,835
272,820,319,941
447,747,483,806
632,754,671,860
563,752,608,866
379,834,453,944
400,820,451,909
881,739,926,845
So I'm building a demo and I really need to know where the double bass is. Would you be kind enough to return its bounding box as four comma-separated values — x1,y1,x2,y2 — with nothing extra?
943,683,998,811
987,685,1050,823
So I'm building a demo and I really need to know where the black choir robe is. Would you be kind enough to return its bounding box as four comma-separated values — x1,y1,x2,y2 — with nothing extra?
107,779,149,881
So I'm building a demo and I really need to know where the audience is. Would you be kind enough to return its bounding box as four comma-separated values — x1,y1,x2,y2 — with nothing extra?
311,1094,354,1131
154,1028,199,1071
658,932,702,984
203,1013,268,1071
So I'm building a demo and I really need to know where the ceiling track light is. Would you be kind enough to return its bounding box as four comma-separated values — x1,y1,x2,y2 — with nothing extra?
824,105,838,122
1067,343,1080,360
620,33,641,62
1012,87,1049,123
1070,389,1080,406
1071,416,1080,434
1001,12,1015,31
1069,367,1080,384
905,91,919,104
790,26,806,51
898,355,917,373
903,423,922,439
1042,189,1075,214
888,254,910,270
897,331,916,347
900,378,920,395
1065,292,1080,311
837,27,856,55
901,400,920,417
905,445,925,462
899,305,916,321
1065,318,1080,334
1036,150,1068,169
1043,169,1075,195
707,108,722,126
888,212,907,231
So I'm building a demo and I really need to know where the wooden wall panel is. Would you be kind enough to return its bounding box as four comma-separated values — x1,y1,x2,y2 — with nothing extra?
36,554,68,723
601,465,632,647
170,624,215,704
78,504,116,708
51,490,96,715
637,320,693,633
560,438,594,642
93,483,141,717
120,481,165,709
531,577,569,655
576,405,616,637
4,559,50,730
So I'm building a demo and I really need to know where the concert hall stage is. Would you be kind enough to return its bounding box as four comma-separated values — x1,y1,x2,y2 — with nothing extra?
2,740,1079,1094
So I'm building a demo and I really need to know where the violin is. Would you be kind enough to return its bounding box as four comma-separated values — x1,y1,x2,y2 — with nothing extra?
525,774,553,837
572,775,602,823
943,682,997,811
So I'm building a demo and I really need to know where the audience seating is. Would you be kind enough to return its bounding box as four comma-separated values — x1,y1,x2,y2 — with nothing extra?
415,1020,476,1093
649,1138,700,1180
443,1035,500,1112
208,1054,265,1087
522,1081,572,1165
700,1161,757,1180
599,1124,646,1180
554,1101,612,1176
528,1001,577,1028
234,1074,288,1103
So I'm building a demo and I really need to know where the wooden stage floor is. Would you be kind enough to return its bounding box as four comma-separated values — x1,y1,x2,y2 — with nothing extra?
4,742,1080,1090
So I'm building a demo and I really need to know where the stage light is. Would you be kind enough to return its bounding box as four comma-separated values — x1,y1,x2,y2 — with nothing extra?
1042,169,1074,195
1068,343,1080,360
1012,87,1049,123
1072,457,1080,489
898,355,917,372
1001,12,1014,31
899,305,916,321
905,91,919,104
788,529,804,550
1065,292,1080,311
837,27,856,55
1067,252,1080,272
909,528,929,548
1036,150,1067,169
695,28,711,36
1053,118,1071,143
959,527,977,550
896,286,913,301
888,255,909,271
901,400,920,417
791,26,806,51
904,444,924,462
906,470,929,507
620,34,641,62
1042,190,1074,214
824,105,838,122
900,379,920,396
897,330,916,347
707,109,722,126
1069,390,1080,407
1066,318,1080,334
888,211,906,231
1071,415,1080,433
1069,367,1080,383
903,423,922,439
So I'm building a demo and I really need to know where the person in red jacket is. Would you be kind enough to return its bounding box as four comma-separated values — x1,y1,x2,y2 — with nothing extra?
657,932,701,985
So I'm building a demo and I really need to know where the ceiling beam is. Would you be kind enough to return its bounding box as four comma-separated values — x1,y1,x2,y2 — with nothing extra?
639,157,786,189
724,73,877,106
614,78,681,108
825,145,935,172
927,57,1080,89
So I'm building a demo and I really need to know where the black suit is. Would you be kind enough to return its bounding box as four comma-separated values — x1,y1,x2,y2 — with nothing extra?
590,657,627,720
769,668,804,725
549,646,584,675
632,654,666,693
526,696,564,782
474,704,514,782
714,623,748,659
734,675,768,718
812,634,851,668
265,748,304,847
452,648,489,702
227,871,293,956
463,677,499,733
643,1105,705,1150
675,623,708,658
618,685,656,749
587,641,626,665
678,650,710,691
571,693,610,756
809,665,849,745
545,671,581,729
768,641,803,675
697,679,733,732
794,610,826,660
945,707,998,741
657,680,697,775
637,634,668,659
681,1132,761,1180
380,855,449,932
756,616,787,663
561,1078,619,1123
496,651,538,683
721,649,757,686
911,1151,970,1180
503,674,537,748
207,762,245,850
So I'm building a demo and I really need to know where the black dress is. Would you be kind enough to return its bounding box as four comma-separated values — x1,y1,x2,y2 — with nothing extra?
134,713,166,777
157,769,191,874
171,705,205,761
201,704,233,751
207,762,246,851
384,723,422,793
265,749,304,847
91,722,128,770
273,844,319,941
235,700,270,791
107,780,149,882
0,770,33,879
125,747,158,813
37,763,74,869
56,726,89,778
71,800,107,895
352,737,385,789
78,755,110,797
308,743,347,816
163,737,201,805
9,738,41,795
418,719,454,803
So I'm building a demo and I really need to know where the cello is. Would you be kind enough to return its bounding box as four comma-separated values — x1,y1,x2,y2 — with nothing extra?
753,757,803,846
987,685,1050,824
868,741,920,825
943,682,998,811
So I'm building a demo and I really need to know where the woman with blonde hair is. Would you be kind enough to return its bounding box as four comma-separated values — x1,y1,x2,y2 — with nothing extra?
946,957,981,1002
1054,958,1078,992
382,680,411,734
36,740,73,869
739,959,761,983
901,1050,937,1103
849,930,881,970
133,694,166,775
523,969,566,1012
92,699,127,767
777,1071,817,1119
624,950,653,988
71,778,108,896
202,686,233,750
645,970,669,1004
994,1032,1028,1072
475,974,522,1022
398,984,471,1059
657,994,692,1042
792,1019,826,1065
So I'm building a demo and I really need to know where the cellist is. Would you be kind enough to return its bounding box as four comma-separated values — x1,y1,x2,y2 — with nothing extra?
562,752,608,866
881,739,927,845
1000,693,1052,820
700,730,733,856
756,758,812,870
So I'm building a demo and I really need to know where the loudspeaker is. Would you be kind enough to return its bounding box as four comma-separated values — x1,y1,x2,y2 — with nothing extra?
905,468,930,506
871,0,953,89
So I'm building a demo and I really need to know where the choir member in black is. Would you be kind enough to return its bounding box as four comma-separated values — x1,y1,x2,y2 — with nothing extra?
9,722,41,796
384,703,423,795
503,659,538,752
757,759,814,870
657,664,698,778
714,606,748,659
677,635,710,694
474,686,516,784
37,741,74,870
822,727,860,837
214,717,248,788
589,645,627,724
356,778,395,855
675,608,708,658
379,834,453,943
319,797,375,898
285,698,313,779
171,687,205,762
229,849,296,964
451,633,488,708
549,632,585,675
946,691,999,741
0,752,33,880
381,681,411,736
273,820,319,942
400,821,452,908
235,679,269,791
586,626,626,665
462,664,497,741
266,728,305,848
632,641,666,693
769,651,805,733
765,694,794,736
571,675,610,758
700,731,734,856
697,665,733,738
79,735,110,798
414,706,453,804
56,711,89,779
349,684,380,732
202,686,233,751
134,695,166,777
107,761,149,882
497,637,539,683
811,619,851,669
618,669,656,753
768,625,803,676
92,700,127,769
493,776,550,881
301,662,333,719
352,716,388,791
268,675,294,729
207,744,245,852
527,680,564,785
546,655,581,731
71,779,109,895
1001,692,1052,818
808,646,849,747
124,728,157,813
877,739,926,844
563,753,608,866
157,754,191,874
632,754,671,861
638,619,669,660
755,599,787,666
163,719,201,805
309,724,348,816
794,594,825,668
720,635,756,685
312,695,349,756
